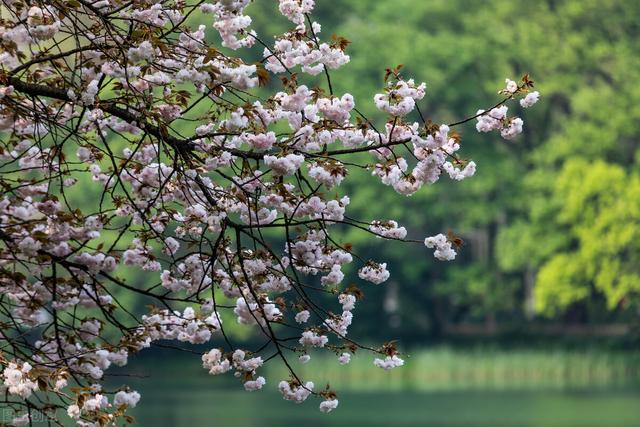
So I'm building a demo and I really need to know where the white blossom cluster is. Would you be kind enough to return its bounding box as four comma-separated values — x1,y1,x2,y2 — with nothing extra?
369,122,478,197
308,160,347,188
520,91,540,108
373,355,406,370
374,79,426,116
319,398,339,413
279,380,315,403
63,388,140,423
475,80,537,140
264,22,350,75
338,353,352,365
475,105,525,140
140,306,222,344
114,390,141,408
424,234,458,261
202,349,266,391
1,362,38,398
279,0,316,25
369,220,408,239
299,330,329,347
358,262,391,284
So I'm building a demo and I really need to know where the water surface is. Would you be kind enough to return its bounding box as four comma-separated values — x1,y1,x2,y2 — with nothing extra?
128,382,640,426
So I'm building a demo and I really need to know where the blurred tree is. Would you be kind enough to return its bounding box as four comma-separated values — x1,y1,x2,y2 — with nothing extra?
45,0,639,344
495,0,640,322
534,160,640,315
297,0,640,340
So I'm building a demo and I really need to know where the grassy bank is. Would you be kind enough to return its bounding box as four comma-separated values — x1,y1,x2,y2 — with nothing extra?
102,347,640,427
264,347,640,392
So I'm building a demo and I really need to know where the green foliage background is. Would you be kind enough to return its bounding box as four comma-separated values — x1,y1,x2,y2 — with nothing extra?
54,0,639,345
244,0,640,343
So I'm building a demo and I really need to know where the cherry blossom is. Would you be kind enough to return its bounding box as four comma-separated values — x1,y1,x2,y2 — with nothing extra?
0,0,537,421
338,353,352,365
374,355,406,370
319,398,339,413
520,91,540,108
358,262,391,284
424,234,458,261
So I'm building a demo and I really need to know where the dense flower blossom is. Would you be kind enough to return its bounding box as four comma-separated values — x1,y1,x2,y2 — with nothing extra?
114,390,141,408
309,161,347,187
520,91,540,108
264,22,350,75
244,376,266,391
369,220,408,239
202,349,232,375
82,394,108,412
373,355,405,370
374,79,426,116
279,380,314,403
299,330,329,347
319,398,339,413
279,0,315,25
338,353,352,365
358,262,391,284
475,106,508,133
424,234,458,261
264,153,306,175
67,405,81,420
1,363,38,398
443,160,477,181
504,78,519,94
295,310,311,324
500,117,524,140
475,105,524,140
0,0,537,421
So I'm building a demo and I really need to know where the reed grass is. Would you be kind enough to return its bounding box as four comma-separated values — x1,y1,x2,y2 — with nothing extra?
265,347,640,391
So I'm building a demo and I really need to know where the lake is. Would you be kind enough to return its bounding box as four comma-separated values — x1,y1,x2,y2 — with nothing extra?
117,349,640,427
129,386,640,427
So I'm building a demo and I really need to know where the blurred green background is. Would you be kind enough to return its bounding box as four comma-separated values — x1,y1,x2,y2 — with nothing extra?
107,0,640,425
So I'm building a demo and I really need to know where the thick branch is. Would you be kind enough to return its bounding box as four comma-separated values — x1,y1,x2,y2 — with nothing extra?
7,78,413,161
